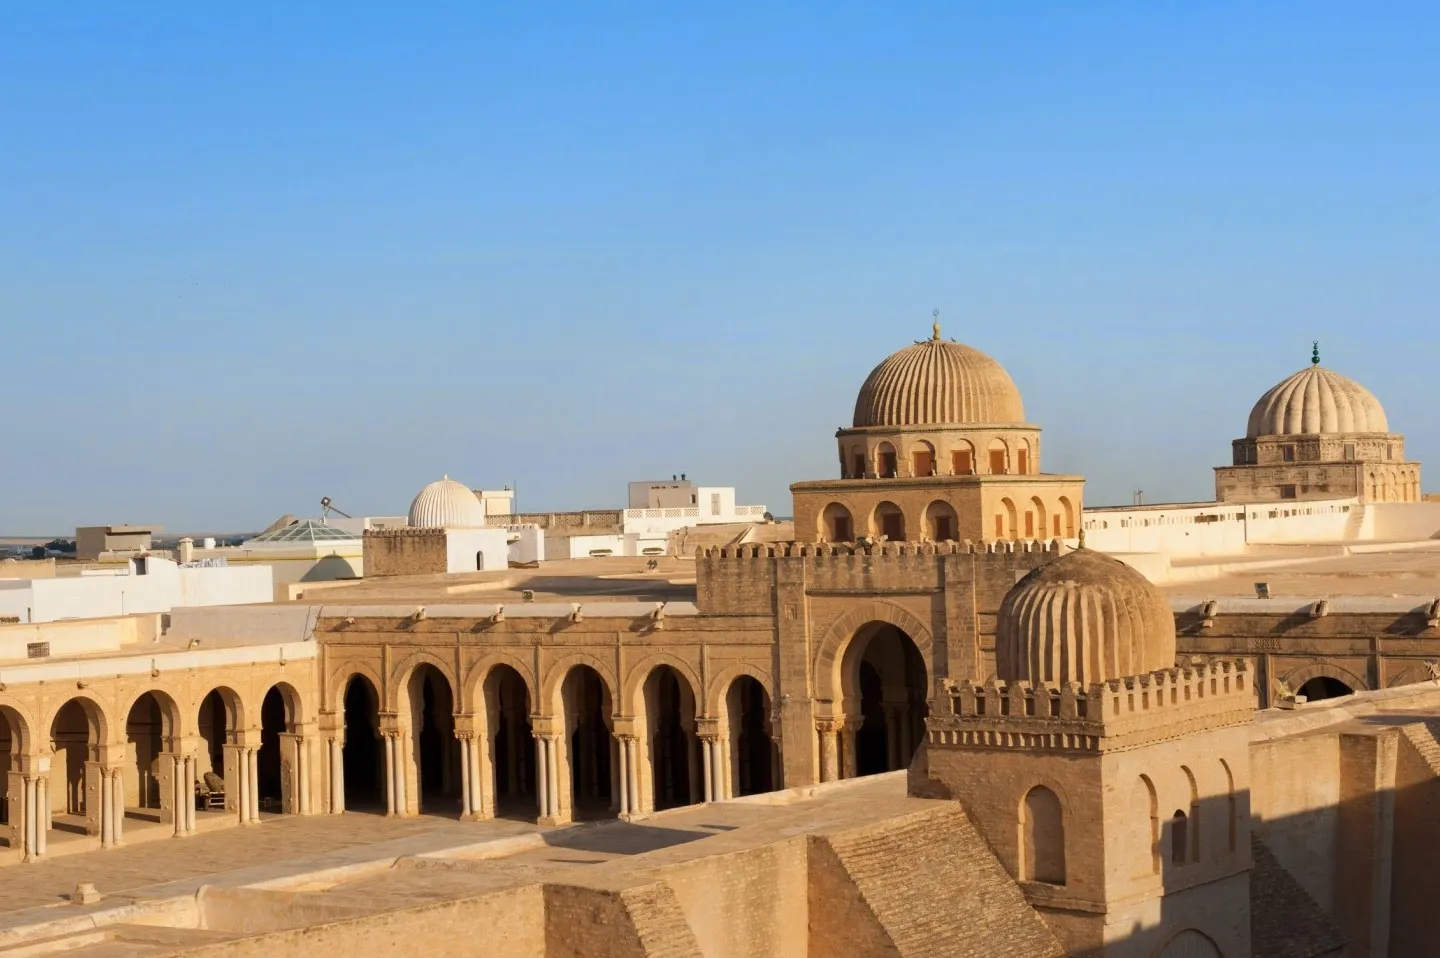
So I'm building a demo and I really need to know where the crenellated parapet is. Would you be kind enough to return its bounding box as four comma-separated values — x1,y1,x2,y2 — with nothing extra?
698,538,1064,559
363,527,447,538
695,538,1064,615
363,527,449,577
927,659,1254,753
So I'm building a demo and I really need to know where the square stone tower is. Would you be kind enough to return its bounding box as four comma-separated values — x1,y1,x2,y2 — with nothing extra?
1215,349,1420,504
791,319,1083,544
918,548,1256,957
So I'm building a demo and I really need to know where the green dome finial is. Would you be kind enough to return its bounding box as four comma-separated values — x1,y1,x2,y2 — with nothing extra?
1311,340,1320,366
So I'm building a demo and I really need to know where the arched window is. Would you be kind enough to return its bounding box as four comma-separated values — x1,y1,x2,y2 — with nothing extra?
1220,759,1237,854
872,501,905,541
876,442,898,479
1181,765,1200,863
820,503,855,542
1020,785,1066,884
998,497,1018,540
1135,775,1160,876
911,441,936,477
1157,929,1223,958
1027,497,1046,541
987,438,1009,475
1171,810,1189,864
950,442,975,476
924,500,959,542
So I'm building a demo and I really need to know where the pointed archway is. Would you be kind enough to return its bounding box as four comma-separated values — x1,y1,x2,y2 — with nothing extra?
643,666,697,811
405,665,460,815
560,665,613,821
50,698,107,838
842,623,927,778
341,675,383,812
485,665,535,819
124,691,181,827
0,706,29,850
197,687,244,818
257,683,304,814
725,676,774,797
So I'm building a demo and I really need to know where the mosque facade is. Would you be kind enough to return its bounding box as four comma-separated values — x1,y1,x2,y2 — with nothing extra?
2,322,1438,955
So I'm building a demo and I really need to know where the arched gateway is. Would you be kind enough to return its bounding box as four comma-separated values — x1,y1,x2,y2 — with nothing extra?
818,620,929,782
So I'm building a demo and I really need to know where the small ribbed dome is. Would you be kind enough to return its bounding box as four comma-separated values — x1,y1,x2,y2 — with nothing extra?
1246,364,1388,438
996,549,1176,686
408,476,485,528
853,328,1025,428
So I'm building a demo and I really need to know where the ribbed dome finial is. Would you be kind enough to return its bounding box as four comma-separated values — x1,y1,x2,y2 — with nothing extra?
1311,340,1320,366
997,550,1176,685
409,476,485,528
852,333,1025,428
1246,363,1387,437
932,308,941,342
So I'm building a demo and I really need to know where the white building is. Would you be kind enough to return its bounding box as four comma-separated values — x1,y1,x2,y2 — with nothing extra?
539,479,767,559
408,476,512,573
0,556,273,624
213,520,367,600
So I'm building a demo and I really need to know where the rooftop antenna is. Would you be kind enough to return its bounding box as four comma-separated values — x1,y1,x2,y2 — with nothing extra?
1311,340,1320,366
319,497,352,521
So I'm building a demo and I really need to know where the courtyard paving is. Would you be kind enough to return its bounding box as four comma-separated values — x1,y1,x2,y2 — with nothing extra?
0,812,542,921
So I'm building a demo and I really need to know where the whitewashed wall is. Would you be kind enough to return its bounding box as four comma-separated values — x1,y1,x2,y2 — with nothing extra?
1083,498,1359,558
1363,502,1440,541
443,528,511,573
0,558,273,624
505,525,545,564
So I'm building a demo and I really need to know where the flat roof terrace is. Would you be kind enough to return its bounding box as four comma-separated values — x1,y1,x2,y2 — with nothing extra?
1159,541,1440,598
292,555,699,605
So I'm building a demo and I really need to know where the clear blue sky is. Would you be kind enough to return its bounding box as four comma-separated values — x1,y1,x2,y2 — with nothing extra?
3,3,1436,534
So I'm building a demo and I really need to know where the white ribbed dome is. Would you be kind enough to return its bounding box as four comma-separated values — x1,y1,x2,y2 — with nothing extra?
853,324,1025,428
996,549,1176,686
408,476,485,528
1246,364,1388,438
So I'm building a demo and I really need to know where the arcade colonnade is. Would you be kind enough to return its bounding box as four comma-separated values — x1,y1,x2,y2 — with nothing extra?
0,621,933,861
324,655,784,825
0,663,320,862
322,617,931,827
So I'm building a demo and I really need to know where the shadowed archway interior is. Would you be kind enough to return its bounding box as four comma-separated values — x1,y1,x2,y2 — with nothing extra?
342,676,383,809
486,665,535,817
847,624,928,778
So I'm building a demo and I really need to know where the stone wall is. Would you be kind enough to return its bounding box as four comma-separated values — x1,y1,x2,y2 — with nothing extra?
1216,459,1421,504
181,885,546,958
808,805,1064,957
1175,602,1440,707
1387,722,1440,957
1249,732,1341,912
661,841,808,958
363,529,448,577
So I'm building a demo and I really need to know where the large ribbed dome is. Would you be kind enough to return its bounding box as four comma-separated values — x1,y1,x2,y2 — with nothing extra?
853,327,1025,428
408,476,486,528
1246,364,1388,438
996,549,1176,685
